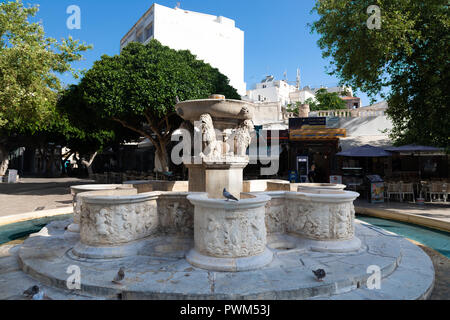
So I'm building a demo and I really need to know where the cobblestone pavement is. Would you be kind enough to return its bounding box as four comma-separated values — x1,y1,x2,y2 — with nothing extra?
0,178,93,217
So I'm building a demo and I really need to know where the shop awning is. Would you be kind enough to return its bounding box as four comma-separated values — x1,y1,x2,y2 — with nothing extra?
336,144,392,157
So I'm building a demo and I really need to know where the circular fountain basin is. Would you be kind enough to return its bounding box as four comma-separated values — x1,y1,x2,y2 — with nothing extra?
186,193,273,271
72,191,159,259
285,190,361,252
68,184,134,233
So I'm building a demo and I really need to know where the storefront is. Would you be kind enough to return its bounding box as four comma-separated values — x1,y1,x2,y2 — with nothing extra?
288,117,346,183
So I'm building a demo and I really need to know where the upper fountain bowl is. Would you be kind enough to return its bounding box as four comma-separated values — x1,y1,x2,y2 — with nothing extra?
175,95,254,130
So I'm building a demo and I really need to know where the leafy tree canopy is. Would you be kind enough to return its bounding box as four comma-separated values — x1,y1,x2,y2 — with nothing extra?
0,0,91,133
311,0,449,148
287,88,346,115
0,0,91,175
311,88,347,111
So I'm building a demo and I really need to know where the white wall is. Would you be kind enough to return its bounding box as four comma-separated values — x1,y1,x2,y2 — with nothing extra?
252,102,282,125
120,4,246,96
339,116,392,136
153,4,246,95
247,80,296,105
289,89,316,104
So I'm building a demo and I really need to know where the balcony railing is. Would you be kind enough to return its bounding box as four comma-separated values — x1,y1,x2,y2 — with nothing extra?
312,109,387,118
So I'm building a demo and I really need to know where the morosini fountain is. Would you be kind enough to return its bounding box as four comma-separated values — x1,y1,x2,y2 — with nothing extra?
2,96,434,300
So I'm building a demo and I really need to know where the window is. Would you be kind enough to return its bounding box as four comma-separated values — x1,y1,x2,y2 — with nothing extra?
136,28,144,43
145,23,154,40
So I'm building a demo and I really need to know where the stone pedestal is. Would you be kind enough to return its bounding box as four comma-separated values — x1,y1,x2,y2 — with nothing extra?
186,193,273,271
185,163,206,193
186,158,248,200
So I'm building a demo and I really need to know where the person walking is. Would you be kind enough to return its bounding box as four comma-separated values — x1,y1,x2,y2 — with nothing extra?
308,164,317,183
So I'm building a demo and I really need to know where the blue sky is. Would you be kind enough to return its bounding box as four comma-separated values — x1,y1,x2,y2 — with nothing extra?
25,0,383,106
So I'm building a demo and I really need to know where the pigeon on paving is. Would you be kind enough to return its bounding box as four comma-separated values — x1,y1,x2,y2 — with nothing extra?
223,188,239,201
32,291,45,300
312,269,326,282
23,285,39,298
112,267,125,284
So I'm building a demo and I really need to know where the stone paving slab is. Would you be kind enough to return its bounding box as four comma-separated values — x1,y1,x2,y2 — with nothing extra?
4,219,433,300
0,178,92,218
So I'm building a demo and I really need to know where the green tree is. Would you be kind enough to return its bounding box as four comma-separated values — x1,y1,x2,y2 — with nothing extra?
311,0,449,148
80,40,240,172
0,0,91,175
311,88,347,111
56,85,139,176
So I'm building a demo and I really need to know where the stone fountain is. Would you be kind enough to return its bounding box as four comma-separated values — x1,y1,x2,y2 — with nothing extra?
3,96,434,300
175,95,254,199
175,95,273,271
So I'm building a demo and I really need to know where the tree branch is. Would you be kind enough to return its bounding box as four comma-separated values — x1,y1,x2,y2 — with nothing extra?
112,117,159,151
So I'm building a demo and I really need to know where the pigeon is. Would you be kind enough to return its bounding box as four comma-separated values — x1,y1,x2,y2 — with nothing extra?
112,267,125,284
223,188,239,201
312,269,326,282
23,286,52,300
23,285,39,298
32,291,45,300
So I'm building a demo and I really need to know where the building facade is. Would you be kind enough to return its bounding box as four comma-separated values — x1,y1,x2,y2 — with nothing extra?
120,3,246,95
245,76,297,106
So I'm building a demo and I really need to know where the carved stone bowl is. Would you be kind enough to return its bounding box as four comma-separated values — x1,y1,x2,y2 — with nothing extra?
175,98,254,130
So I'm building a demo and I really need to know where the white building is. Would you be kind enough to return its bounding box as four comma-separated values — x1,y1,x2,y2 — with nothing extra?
120,3,246,95
289,86,316,104
246,76,297,106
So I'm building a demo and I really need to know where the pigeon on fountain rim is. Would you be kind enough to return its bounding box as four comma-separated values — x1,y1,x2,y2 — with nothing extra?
223,188,239,201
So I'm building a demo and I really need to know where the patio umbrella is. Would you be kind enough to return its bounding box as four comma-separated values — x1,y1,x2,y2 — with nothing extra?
385,144,443,154
336,145,393,157
385,144,445,181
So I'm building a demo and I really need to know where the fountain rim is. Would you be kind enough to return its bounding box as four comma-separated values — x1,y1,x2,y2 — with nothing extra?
187,192,271,209
70,184,128,193
175,98,251,105
81,191,160,205
297,183,347,190
285,190,360,202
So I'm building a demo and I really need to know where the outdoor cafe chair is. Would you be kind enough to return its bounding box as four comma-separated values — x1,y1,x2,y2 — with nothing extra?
428,182,447,202
401,183,415,203
387,183,402,202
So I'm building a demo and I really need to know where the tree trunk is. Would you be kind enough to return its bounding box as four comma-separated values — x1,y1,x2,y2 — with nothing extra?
81,152,98,177
111,117,171,173
155,144,170,173
0,145,9,176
